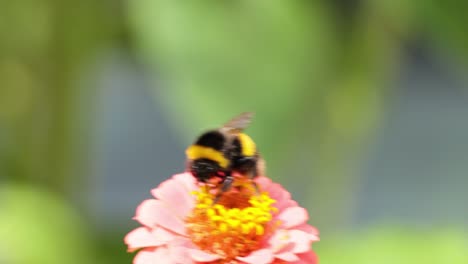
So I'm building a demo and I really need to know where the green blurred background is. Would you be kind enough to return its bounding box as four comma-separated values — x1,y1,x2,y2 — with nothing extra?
1,1,467,263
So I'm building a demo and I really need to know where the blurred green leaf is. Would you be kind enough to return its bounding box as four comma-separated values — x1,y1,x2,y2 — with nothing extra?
317,227,468,264
422,1,468,61
0,184,94,264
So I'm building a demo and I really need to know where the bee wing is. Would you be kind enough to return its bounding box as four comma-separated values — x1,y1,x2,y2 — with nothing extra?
221,112,254,134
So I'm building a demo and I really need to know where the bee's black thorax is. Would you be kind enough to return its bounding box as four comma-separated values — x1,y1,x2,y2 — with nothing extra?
231,137,242,158
195,130,225,151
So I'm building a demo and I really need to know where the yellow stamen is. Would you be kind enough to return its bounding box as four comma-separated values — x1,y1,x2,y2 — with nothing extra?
185,183,279,263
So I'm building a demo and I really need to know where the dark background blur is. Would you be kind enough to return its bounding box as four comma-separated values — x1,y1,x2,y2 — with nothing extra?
1,1,467,263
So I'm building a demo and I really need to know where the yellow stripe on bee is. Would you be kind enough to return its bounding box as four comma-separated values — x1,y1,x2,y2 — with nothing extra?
186,145,229,168
238,133,256,157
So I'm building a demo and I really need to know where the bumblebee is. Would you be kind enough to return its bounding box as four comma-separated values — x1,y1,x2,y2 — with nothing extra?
185,112,263,199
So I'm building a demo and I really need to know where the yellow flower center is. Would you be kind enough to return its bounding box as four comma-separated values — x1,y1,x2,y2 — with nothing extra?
185,183,279,263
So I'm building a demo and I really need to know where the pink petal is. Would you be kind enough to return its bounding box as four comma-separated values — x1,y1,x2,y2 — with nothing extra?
236,248,274,264
277,207,308,229
151,177,194,218
268,228,316,256
134,199,186,235
293,251,318,264
173,172,198,191
256,176,301,213
295,224,320,238
133,249,156,264
124,227,164,251
288,230,312,253
268,229,292,253
169,242,194,264
275,252,300,262
260,181,287,203
133,247,172,264
188,248,221,262
276,200,299,214
133,199,159,227
255,176,273,189
271,184,291,202
261,181,299,211
152,227,177,243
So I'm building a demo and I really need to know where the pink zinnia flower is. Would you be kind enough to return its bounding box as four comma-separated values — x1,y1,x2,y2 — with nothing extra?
125,172,319,264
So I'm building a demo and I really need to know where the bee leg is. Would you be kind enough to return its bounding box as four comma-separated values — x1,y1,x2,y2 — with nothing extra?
212,175,234,205
252,181,260,195
247,172,260,195
241,169,260,195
